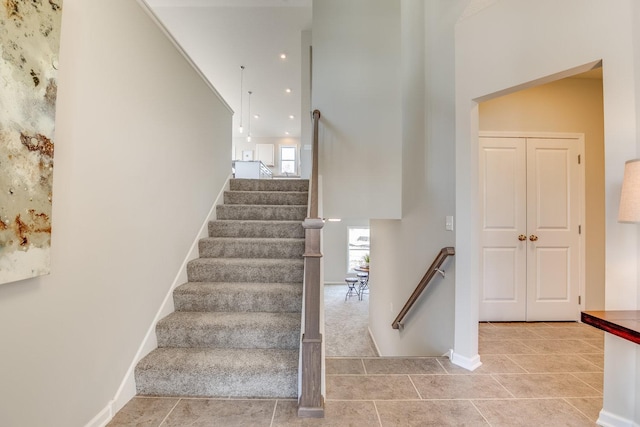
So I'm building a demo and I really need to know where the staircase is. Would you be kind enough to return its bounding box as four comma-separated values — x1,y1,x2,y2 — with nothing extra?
135,178,309,398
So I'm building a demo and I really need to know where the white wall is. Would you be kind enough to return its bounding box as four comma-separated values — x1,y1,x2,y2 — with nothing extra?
300,30,312,179
312,0,402,219
456,0,639,423
0,1,232,426
479,77,606,311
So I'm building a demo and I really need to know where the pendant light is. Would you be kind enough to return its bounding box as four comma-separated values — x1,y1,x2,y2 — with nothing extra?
247,90,252,142
238,65,245,133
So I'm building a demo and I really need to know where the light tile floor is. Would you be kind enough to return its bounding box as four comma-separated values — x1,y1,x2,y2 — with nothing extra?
108,321,603,426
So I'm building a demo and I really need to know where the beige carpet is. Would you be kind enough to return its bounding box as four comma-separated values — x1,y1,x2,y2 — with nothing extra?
324,284,377,357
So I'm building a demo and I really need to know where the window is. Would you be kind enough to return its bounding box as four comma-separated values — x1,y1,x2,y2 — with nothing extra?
347,227,370,272
280,146,297,175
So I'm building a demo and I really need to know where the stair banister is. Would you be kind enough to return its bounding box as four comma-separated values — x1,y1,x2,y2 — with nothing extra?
391,247,455,330
298,110,324,417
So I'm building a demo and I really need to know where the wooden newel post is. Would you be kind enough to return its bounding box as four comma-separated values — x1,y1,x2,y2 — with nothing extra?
298,219,324,417
298,109,325,417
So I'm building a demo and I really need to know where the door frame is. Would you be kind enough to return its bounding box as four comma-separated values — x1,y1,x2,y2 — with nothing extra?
479,131,586,319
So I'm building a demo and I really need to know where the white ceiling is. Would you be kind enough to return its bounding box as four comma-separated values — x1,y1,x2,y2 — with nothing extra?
146,0,312,139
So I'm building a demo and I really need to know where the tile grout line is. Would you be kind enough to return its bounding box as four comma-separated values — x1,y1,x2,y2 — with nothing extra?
503,353,530,373
372,401,383,427
489,373,517,399
157,397,182,427
435,357,451,374
567,372,604,395
574,354,605,371
561,397,600,423
469,399,494,426
407,374,424,400
361,358,367,375
269,400,278,427
326,397,603,402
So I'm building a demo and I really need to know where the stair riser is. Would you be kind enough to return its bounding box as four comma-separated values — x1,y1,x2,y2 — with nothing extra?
187,261,304,283
199,239,304,259
224,191,308,206
217,205,307,221
136,369,297,398
230,178,309,193
174,283,302,313
156,323,300,349
208,221,304,238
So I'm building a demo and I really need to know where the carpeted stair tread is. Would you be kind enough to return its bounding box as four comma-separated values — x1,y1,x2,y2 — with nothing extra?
187,257,304,283
198,237,305,259
174,282,302,312
208,220,304,238
136,178,308,400
135,347,298,398
216,204,307,221
224,190,308,206
230,178,309,193
156,311,300,349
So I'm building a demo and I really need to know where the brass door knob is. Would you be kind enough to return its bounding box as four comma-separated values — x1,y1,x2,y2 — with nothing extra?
518,234,527,241
529,235,538,242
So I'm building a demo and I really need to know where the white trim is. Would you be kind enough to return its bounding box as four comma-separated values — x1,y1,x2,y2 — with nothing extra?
136,0,233,114
92,175,231,425
597,409,638,427
478,131,586,321
459,0,498,22
83,404,111,427
450,350,482,371
479,131,585,139
368,327,381,357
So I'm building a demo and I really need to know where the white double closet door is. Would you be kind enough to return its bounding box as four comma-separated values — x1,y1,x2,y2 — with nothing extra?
479,135,583,322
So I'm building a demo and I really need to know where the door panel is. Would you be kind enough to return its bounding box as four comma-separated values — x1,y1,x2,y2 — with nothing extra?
479,138,527,321
526,138,580,321
535,247,569,300
482,248,518,299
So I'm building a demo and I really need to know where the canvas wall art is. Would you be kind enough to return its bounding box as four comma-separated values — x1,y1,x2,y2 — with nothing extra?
0,0,63,285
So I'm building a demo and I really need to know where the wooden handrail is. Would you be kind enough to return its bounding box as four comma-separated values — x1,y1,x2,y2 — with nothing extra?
391,247,455,330
298,110,324,418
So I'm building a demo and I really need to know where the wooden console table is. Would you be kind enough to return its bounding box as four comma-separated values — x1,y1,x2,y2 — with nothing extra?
581,310,640,345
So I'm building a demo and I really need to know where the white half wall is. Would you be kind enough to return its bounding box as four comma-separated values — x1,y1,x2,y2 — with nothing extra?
456,0,639,422
0,0,232,425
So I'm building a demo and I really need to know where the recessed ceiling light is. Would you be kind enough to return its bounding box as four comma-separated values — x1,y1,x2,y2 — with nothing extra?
253,114,260,119
289,115,295,119
280,53,287,60
285,88,292,93
285,131,290,135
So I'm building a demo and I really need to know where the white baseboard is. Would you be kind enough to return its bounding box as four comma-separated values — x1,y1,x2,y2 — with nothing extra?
86,175,231,427
449,350,482,371
597,409,638,427
84,403,112,427
368,327,381,357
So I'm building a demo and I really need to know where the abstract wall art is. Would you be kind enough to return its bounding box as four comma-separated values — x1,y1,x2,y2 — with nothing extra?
0,0,63,285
